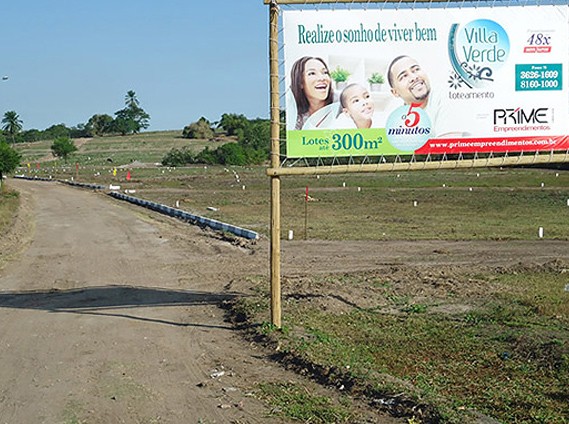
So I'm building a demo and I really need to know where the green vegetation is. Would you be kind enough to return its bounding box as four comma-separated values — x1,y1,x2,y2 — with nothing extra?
173,114,270,166
14,131,226,166
0,114,91,143
51,137,77,162
86,114,114,137
235,265,569,423
257,382,354,423
83,90,150,137
1,90,150,144
111,90,151,135
0,141,21,183
2,111,23,143
0,188,19,236
330,66,351,83
182,116,214,140
3,105,273,167
368,72,385,85
218,113,249,136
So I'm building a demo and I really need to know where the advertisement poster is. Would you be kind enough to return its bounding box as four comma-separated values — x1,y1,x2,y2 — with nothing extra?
283,5,569,158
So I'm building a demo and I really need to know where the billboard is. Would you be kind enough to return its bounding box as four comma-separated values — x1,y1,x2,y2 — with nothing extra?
283,5,569,158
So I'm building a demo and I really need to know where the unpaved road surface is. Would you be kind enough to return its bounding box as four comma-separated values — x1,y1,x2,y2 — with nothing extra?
1,179,568,424
0,180,298,424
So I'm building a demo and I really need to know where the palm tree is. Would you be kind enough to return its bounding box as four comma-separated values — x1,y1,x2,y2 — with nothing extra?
124,90,139,109
1,111,23,143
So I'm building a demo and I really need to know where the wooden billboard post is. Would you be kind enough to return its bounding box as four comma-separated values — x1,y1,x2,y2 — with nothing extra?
269,0,282,328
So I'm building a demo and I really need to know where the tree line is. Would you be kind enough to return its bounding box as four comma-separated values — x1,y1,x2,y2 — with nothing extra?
1,92,283,179
162,112,285,167
0,90,150,144
0,90,150,179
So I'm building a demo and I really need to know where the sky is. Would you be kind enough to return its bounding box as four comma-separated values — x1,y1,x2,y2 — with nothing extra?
0,0,270,132
1,0,563,133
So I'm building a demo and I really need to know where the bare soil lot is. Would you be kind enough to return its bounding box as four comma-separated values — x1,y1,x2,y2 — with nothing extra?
1,178,567,423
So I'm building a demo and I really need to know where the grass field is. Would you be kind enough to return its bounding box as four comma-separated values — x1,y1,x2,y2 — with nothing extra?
14,131,230,165
12,133,569,241
8,133,569,423
232,264,569,424
232,263,569,424
0,186,20,236
15,165,569,242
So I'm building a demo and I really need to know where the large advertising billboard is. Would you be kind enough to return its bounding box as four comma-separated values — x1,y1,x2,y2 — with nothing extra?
283,5,569,158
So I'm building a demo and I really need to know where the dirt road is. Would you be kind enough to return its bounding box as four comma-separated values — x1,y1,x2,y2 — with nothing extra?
0,180,302,424
1,179,567,424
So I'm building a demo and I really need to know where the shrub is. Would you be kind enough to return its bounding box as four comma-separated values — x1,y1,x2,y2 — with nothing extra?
195,147,217,165
50,137,77,161
0,142,21,181
161,147,195,167
215,142,247,166
182,118,214,140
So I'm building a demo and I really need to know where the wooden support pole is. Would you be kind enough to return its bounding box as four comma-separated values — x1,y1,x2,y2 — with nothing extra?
269,0,282,328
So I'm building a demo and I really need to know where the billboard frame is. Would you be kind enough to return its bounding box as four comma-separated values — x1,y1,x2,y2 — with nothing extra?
265,0,569,328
